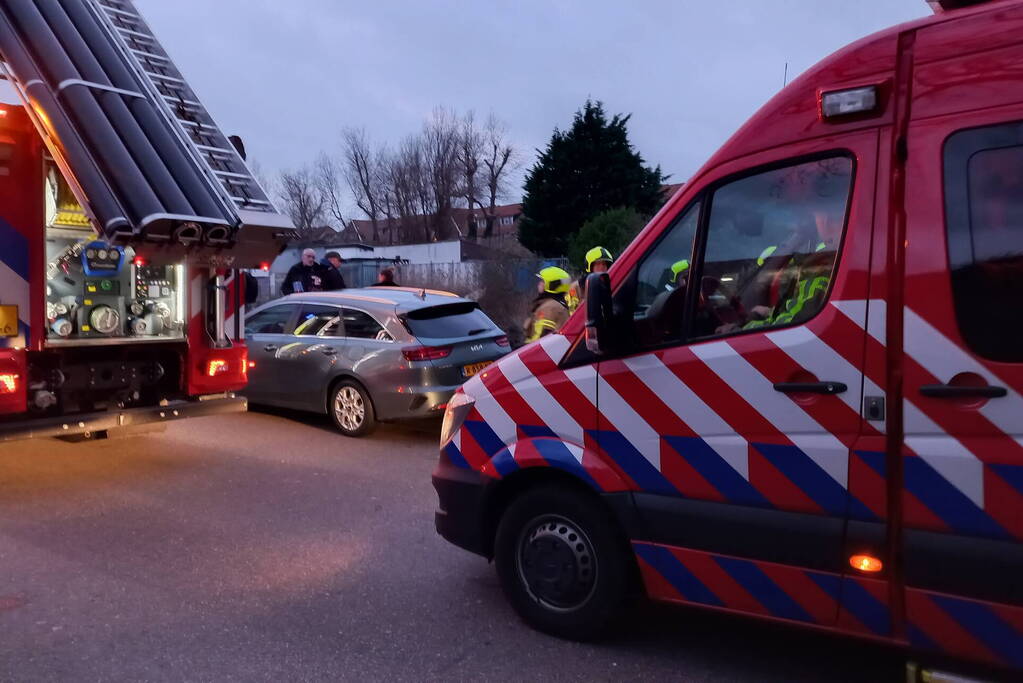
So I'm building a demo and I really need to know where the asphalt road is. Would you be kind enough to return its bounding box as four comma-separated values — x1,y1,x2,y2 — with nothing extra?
0,409,906,682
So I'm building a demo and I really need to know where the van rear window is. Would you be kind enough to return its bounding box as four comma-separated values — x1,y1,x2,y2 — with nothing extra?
404,303,497,339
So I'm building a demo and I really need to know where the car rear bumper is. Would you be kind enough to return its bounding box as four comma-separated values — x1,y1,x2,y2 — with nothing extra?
0,394,247,442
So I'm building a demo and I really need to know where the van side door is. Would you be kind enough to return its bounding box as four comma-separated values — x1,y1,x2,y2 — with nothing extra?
889,111,1023,668
600,132,880,630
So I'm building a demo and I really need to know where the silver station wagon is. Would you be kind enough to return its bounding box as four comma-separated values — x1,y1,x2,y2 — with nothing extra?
243,288,509,436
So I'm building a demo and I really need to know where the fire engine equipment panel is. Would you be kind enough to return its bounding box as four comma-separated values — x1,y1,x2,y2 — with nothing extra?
45,235,184,343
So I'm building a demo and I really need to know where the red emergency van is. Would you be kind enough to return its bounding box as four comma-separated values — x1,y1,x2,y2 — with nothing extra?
434,0,1023,671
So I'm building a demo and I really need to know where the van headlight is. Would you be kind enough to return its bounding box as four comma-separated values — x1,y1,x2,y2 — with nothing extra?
440,391,475,447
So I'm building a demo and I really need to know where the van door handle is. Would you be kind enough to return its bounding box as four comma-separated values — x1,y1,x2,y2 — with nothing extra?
773,381,847,395
321,346,337,355
264,344,278,352
919,384,1006,399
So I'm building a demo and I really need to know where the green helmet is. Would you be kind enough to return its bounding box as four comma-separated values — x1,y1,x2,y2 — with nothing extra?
671,259,690,281
537,266,571,294
585,246,614,272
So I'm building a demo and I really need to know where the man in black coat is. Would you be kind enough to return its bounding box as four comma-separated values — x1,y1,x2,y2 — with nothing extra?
321,251,347,291
282,248,327,294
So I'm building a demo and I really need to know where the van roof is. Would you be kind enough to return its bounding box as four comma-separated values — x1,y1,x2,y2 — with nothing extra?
694,0,1017,178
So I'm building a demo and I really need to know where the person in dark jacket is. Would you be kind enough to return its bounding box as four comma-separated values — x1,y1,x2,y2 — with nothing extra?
321,251,347,291
282,248,327,294
369,267,399,287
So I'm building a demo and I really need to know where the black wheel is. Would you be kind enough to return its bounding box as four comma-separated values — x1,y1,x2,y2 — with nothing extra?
494,484,633,640
329,380,377,437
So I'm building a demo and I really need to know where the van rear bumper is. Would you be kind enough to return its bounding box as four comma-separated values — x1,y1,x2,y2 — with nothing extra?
0,394,247,442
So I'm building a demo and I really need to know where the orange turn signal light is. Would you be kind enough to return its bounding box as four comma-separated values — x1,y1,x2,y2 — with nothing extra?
850,554,883,573
0,373,18,394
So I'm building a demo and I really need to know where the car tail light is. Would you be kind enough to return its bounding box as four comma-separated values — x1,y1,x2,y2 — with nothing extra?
207,359,229,377
495,335,509,347
0,373,18,394
402,345,452,362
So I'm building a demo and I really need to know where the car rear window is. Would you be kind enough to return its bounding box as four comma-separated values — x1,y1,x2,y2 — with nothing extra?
403,302,497,339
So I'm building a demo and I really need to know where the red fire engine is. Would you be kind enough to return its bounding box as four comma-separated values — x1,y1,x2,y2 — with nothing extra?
434,0,1023,673
0,0,293,440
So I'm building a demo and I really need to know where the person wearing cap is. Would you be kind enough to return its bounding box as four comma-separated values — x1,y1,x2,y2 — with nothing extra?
282,248,327,294
567,246,614,313
524,266,572,342
321,251,347,291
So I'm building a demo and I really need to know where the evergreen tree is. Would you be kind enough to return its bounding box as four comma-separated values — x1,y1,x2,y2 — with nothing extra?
519,100,664,257
567,207,646,272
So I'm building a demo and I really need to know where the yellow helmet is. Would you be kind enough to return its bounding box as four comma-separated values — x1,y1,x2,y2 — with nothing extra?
671,259,690,280
585,246,614,272
537,266,571,294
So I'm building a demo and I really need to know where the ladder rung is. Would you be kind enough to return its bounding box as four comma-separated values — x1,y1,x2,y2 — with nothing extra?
115,26,155,43
98,3,137,19
162,94,201,107
213,170,252,180
146,72,185,85
130,48,168,63
231,196,271,205
195,144,237,156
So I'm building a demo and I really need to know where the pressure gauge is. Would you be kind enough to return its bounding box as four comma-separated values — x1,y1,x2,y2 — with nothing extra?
97,249,109,261
50,318,73,337
129,318,147,335
130,301,145,316
89,305,120,335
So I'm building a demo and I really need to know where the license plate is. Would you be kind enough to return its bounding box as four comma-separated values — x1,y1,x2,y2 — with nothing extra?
0,305,17,337
462,361,492,378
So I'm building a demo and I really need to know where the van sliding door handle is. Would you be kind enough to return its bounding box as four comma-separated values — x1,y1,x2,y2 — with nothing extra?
773,382,847,395
919,384,1006,399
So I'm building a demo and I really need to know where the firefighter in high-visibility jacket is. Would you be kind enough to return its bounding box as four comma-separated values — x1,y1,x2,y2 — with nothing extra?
524,266,572,342
567,246,614,313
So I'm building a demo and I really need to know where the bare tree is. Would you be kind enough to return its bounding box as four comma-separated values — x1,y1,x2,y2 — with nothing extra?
480,114,518,238
422,108,461,241
314,153,346,230
277,165,328,241
341,127,384,242
457,111,485,239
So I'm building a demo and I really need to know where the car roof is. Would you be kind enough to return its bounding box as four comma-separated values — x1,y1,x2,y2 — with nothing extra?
263,288,471,314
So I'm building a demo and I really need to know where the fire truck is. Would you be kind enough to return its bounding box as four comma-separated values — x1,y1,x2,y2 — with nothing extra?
434,0,1023,673
0,0,293,441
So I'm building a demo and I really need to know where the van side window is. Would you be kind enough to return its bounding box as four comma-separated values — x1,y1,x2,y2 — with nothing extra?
631,201,700,346
693,157,853,338
944,121,1023,362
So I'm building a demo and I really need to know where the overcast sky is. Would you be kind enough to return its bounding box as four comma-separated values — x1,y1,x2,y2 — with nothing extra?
80,2,936,206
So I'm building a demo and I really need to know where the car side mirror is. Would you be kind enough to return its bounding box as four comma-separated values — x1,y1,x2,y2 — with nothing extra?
585,272,612,354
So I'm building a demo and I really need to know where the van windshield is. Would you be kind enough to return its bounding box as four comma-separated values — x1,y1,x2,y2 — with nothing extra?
404,303,498,339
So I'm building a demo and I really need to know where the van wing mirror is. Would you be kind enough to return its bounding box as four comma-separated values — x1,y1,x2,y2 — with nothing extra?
584,272,612,354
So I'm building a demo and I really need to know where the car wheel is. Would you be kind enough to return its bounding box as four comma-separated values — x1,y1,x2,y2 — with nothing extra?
494,484,633,640
329,380,376,437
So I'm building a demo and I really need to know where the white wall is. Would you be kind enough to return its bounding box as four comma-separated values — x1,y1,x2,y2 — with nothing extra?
270,241,463,272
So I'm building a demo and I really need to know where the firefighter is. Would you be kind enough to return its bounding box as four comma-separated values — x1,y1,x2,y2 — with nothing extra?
524,266,572,342
567,246,614,312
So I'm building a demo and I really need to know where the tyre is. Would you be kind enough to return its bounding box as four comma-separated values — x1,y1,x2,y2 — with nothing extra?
494,484,633,640
329,380,377,437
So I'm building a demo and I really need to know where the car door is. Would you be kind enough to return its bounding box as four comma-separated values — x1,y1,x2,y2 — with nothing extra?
243,303,300,405
602,138,879,630
272,304,345,411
